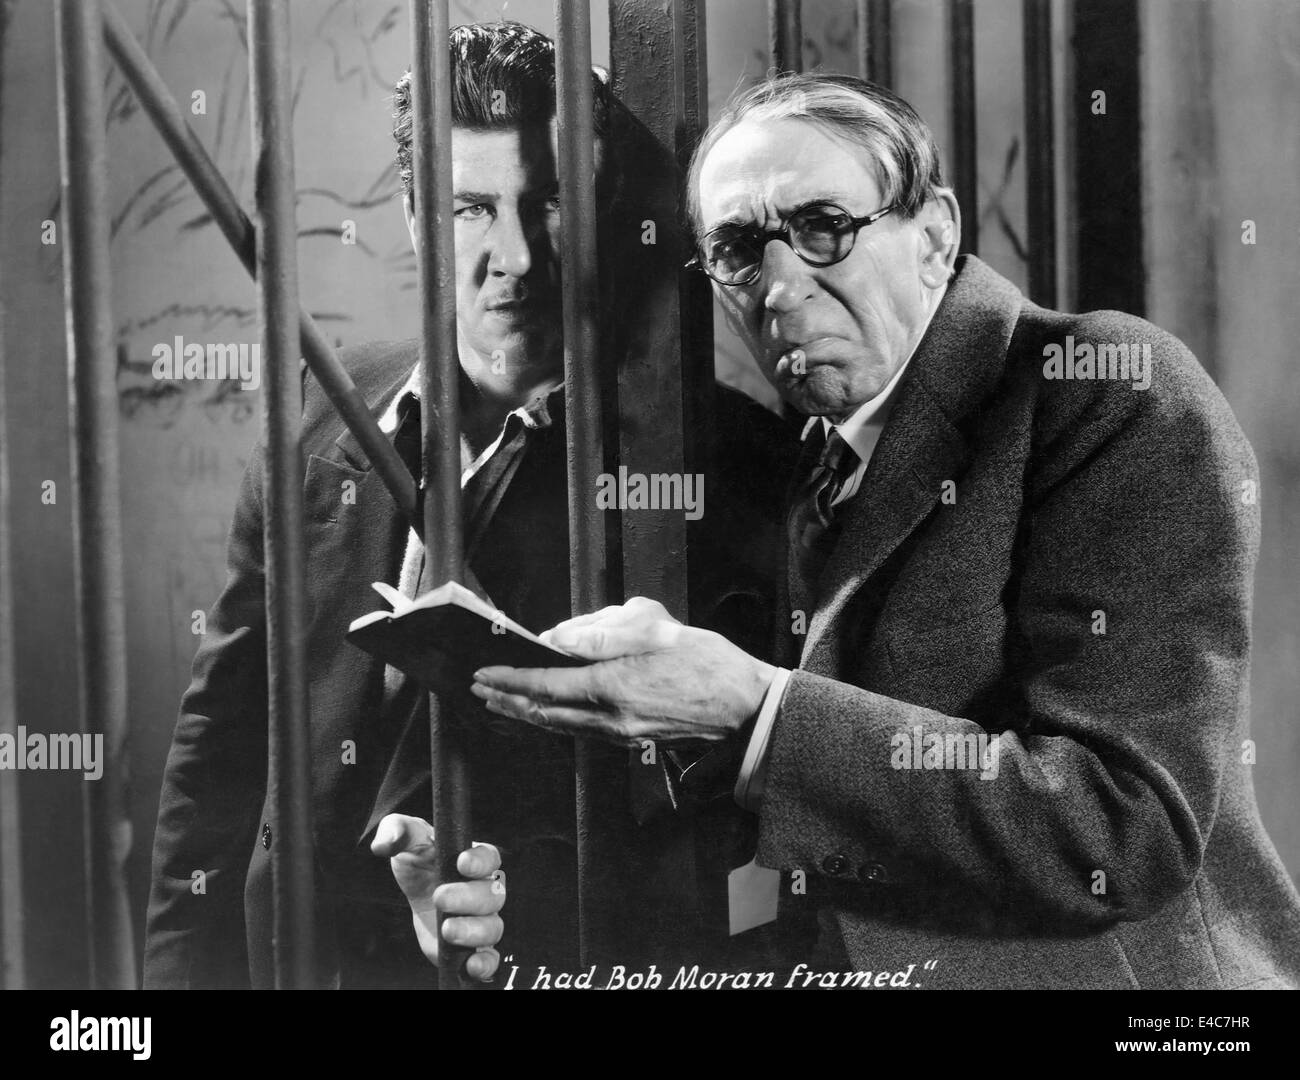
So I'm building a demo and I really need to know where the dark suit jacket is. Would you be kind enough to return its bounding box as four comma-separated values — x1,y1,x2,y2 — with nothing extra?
143,339,797,989
757,255,1300,989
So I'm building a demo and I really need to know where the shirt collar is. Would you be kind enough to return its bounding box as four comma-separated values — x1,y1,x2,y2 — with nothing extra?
378,364,563,435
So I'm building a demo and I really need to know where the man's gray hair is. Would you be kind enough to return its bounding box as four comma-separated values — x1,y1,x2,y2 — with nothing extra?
685,73,945,238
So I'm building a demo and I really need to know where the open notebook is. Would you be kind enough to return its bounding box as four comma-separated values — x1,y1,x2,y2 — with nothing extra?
345,580,587,696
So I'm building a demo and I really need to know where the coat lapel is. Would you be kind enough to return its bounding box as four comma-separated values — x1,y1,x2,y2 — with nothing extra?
799,255,1024,668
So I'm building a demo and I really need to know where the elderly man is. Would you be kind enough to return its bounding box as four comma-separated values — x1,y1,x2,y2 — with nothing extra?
473,73,1300,989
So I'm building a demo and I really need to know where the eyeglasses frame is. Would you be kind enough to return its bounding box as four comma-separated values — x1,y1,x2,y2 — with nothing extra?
685,201,901,286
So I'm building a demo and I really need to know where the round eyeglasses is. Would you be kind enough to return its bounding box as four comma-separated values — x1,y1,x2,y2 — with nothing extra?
688,201,899,286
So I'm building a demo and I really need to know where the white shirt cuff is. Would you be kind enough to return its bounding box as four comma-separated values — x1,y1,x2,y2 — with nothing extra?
734,667,792,813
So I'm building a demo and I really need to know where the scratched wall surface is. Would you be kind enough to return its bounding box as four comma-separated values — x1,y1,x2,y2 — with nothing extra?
2,0,612,989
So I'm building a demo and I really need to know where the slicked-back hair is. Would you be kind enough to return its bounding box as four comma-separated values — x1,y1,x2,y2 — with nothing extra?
686,72,945,238
392,20,612,203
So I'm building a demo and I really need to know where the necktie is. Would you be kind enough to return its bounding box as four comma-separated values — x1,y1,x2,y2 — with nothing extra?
393,391,422,485
787,427,860,612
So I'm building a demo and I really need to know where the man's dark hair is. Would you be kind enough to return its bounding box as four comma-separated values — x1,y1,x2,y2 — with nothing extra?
392,20,611,203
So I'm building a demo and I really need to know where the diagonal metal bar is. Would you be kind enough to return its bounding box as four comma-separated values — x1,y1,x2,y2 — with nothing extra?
101,0,420,533
409,0,472,989
54,0,136,991
248,0,316,991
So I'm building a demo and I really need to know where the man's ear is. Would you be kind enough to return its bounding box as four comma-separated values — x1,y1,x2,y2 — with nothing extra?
916,188,960,288
403,193,418,254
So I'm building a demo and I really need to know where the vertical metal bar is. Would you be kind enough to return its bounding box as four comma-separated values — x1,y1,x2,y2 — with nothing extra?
679,0,715,481
248,0,315,991
409,0,471,989
607,0,711,960
856,0,893,88
0,307,25,991
948,0,978,254
53,0,136,991
768,0,802,74
1071,0,1144,314
101,1,420,533
556,0,610,968
1023,0,1057,306
608,0,690,623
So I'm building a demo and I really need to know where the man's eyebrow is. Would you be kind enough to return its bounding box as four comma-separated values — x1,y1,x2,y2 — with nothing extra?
701,214,751,234
707,194,868,232
453,190,498,203
704,193,867,233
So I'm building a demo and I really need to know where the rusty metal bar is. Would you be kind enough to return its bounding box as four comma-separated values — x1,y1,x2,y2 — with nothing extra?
948,0,978,253
1023,0,1057,306
248,0,315,991
856,0,892,88
556,0,612,968
53,0,136,992
409,0,472,989
101,1,419,533
0,306,24,991
768,0,802,74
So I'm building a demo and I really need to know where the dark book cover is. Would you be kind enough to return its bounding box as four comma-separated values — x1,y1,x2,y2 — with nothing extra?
345,581,587,696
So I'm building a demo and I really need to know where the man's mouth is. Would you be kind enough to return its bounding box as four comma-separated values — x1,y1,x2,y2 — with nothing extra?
485,297,542,321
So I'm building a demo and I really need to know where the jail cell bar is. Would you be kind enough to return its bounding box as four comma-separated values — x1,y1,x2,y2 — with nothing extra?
769,0,803,74
948,0,977,255
0,300,24,991
247,0,317,991
408,0,472,989
53,0,136,991
857,0,893,88
554,0,618,969
1023,0,1057,307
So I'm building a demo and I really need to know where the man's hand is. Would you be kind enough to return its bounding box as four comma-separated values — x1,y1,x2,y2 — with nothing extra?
370,814,505,982
468,596,776,747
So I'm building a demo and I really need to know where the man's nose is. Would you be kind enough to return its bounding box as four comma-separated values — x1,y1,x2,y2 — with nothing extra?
760,239,816,313
486,210,534,278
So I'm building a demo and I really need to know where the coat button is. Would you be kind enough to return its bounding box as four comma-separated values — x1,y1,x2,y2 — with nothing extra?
821,853,849,875
859,861,889,883
261,823,272,850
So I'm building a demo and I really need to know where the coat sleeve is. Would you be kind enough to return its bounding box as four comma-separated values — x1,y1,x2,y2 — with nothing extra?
755,352,1260,929
142,440,269,989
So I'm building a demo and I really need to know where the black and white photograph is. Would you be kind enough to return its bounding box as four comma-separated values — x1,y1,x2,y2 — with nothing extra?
0,0,1297,1055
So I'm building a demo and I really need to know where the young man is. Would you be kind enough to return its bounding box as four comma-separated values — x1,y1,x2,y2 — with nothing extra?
144,22,795,989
